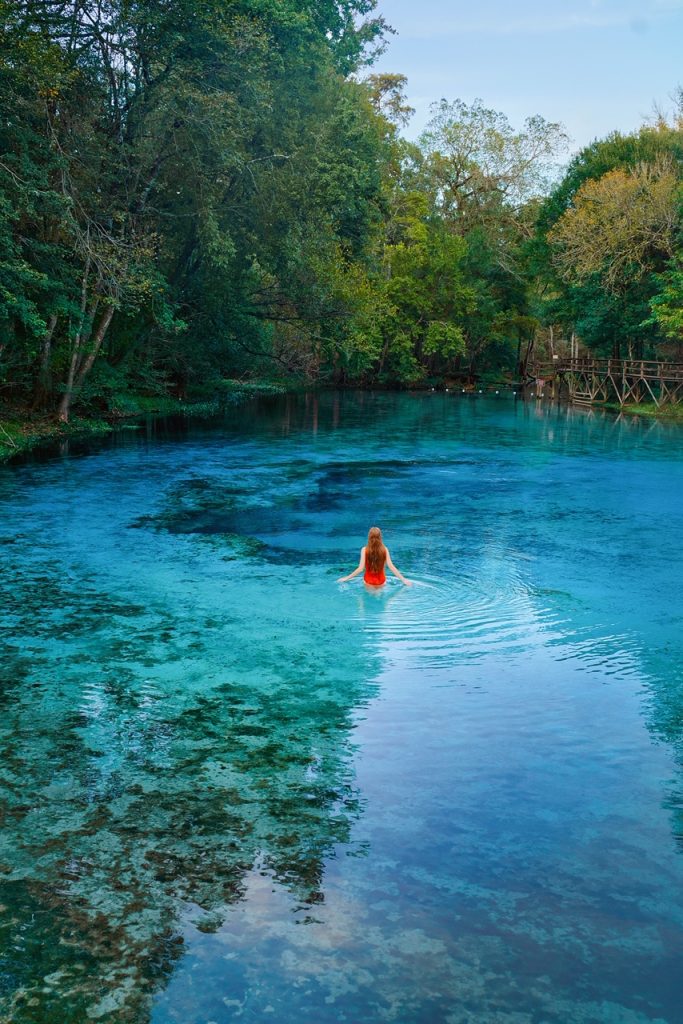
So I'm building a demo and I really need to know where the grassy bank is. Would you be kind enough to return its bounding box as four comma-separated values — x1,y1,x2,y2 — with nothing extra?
0,380,286,463
603,401,683,420
0,415,121,462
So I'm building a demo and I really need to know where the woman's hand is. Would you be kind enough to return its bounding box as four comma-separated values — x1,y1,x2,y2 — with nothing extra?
337,548,365,584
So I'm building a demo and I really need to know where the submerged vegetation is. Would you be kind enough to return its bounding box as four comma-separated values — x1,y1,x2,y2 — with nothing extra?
0,0,682,426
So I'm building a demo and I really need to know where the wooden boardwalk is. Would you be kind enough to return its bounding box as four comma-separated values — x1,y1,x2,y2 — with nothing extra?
526,358,683,408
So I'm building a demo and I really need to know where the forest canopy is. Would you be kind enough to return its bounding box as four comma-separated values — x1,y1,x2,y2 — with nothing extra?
1,1,682,421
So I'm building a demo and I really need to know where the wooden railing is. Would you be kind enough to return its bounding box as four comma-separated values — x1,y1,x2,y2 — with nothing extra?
529,358,683,382
525,357,683,407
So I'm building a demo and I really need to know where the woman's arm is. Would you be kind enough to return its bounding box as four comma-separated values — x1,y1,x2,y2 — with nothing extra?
385,548,412,586
337,547,366,583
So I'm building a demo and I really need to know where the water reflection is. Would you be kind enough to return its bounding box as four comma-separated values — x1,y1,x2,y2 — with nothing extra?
0,539,382,1020
1,391,683,1023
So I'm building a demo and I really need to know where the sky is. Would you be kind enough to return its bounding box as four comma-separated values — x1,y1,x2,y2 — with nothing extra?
371,0,683,155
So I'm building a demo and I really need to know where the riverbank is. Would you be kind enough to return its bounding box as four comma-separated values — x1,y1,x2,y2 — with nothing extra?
5,387,681,464
0,381,286,463
603,401,683,420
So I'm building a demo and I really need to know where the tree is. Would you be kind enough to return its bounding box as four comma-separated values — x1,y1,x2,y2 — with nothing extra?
419,98,569,237
649,262,683,344
371,190,473,382
412,99,568,377
535,121,683,358
365,73,414,128
0,0,395,414
549,158,680,291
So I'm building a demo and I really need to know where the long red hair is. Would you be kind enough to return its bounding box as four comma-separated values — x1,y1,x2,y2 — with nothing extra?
366,526,386,573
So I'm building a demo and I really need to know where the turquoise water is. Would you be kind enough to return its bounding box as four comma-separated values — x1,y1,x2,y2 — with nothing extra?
1,391,683,1024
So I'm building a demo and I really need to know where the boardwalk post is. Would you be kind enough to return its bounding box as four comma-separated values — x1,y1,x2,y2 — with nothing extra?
525,356,683,410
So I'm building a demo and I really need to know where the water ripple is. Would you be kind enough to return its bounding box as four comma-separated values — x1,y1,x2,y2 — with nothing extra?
350,570,639,675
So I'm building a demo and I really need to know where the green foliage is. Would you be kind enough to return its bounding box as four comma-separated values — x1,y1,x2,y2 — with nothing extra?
649,261,683,341
2,0,679,415
0,0,396,411
421,98,569,221
534,122,683,358
378,215,472,381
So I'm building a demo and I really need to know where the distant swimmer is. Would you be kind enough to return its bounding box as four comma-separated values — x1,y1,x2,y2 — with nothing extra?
337,526,412,587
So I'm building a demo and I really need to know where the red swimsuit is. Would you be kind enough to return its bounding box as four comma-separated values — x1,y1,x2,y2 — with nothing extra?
364,560,386,586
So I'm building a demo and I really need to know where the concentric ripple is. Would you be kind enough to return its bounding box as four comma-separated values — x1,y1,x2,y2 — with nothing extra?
345,566,555,669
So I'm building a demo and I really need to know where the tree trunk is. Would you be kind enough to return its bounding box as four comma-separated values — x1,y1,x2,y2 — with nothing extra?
57,346,81,423
377,335,391,377
58,258,91,423
58,297,99,423
58,303,114,423
31,313,58,410
73,304,115,391
519,333,534,379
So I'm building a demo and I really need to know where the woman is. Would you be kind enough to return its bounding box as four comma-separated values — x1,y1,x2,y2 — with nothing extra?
337,526,412,587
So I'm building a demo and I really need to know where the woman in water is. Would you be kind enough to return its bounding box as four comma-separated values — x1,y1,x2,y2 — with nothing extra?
337,526,412,586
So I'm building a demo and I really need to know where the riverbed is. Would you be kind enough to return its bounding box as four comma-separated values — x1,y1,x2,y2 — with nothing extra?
1,392,682,1023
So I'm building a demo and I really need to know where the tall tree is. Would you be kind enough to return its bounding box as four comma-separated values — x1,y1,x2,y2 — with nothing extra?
0,0,394,415
535,122,683,359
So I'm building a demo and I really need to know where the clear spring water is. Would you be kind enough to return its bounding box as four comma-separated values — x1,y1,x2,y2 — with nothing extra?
1,391,683,1024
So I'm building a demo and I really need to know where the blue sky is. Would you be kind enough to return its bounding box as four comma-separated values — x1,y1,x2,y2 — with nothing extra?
371,0,683,155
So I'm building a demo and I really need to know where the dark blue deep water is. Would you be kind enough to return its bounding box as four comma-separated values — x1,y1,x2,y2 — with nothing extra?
1,392,683,1023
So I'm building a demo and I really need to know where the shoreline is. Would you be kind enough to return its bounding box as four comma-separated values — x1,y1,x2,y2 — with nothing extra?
594,400,683,421
3,387,682,463
0,381,286,464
